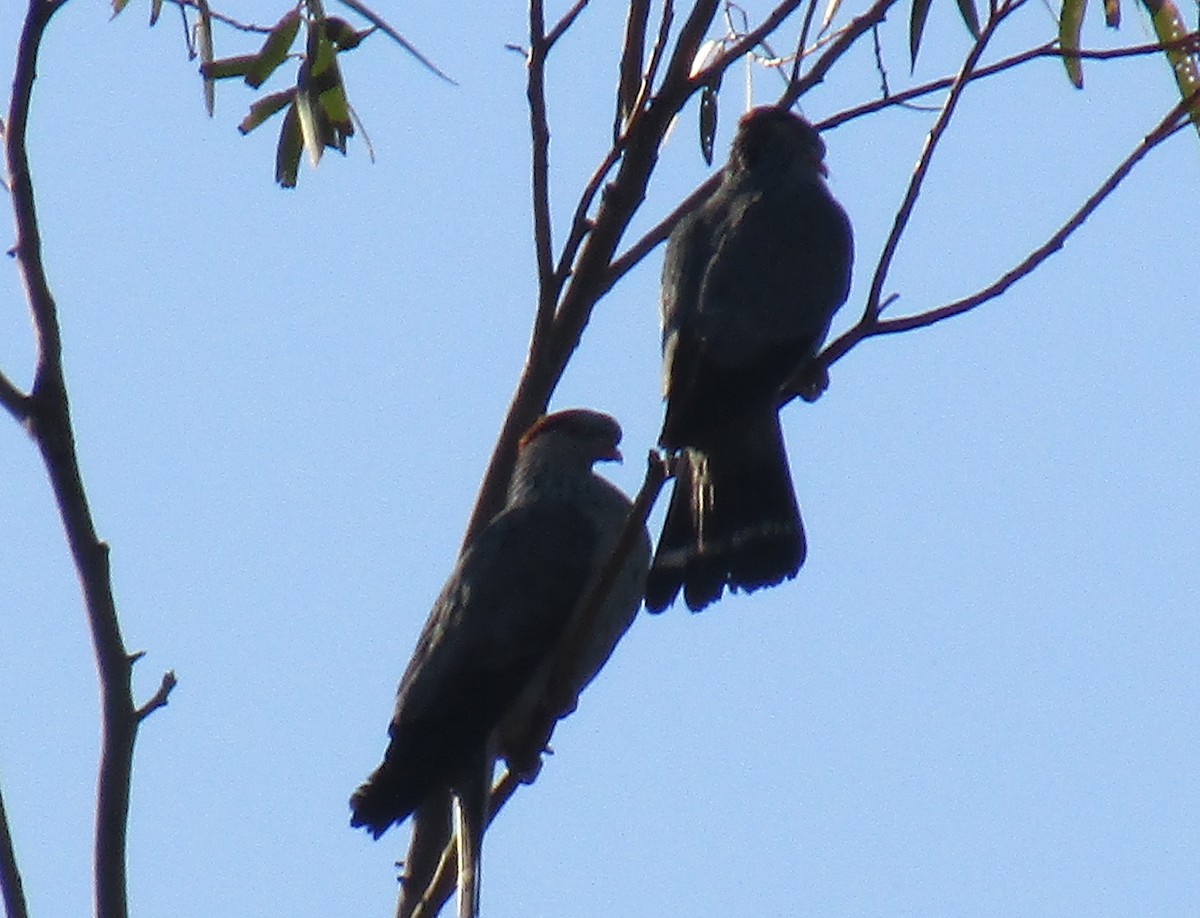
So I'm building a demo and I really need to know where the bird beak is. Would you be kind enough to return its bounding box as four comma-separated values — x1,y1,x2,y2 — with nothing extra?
604,446,623,463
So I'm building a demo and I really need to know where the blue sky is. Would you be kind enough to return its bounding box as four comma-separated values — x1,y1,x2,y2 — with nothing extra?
1,1,1197,915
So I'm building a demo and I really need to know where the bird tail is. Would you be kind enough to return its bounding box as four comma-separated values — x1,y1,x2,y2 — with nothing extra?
350,759,423,840
645,411,805,612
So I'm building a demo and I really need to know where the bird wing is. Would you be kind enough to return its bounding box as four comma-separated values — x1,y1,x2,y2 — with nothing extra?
386,500,598,793
694,181,853,371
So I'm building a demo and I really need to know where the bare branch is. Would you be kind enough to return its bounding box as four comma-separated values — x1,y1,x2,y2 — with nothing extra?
614,0,652,138
822,32,1200,129
552,143,624,291
527,0,557,365
0,373,29,423
135,669,179,721
696,0,806,84
863,0,1024,326
5,3,172,917
606,172,720,289
806,92,1195,393
0,783,29,918
781,0,904,107
641,0,676,108
819,100,1193,360
546,0,590,48
787,0,823,86
160,0,276,33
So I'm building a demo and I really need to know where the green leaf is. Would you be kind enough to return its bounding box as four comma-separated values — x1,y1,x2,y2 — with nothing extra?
909,0,932,68
699,84,717,166
275,104,303,188
110,0,131,18
150,0,164,26
294,87,325,168
239,89,296,135
246,10,302,89
200,55,258,81
1059,0,1086,89
196,0,215,115
955,0,981,38
1103,0,1121,27
1142,0,1200,134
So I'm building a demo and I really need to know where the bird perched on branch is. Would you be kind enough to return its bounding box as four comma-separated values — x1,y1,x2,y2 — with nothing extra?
645,106,853,613
351,408,649,918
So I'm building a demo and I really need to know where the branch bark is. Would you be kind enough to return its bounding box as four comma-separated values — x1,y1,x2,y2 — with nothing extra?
0,782,29,918
4,3,178,918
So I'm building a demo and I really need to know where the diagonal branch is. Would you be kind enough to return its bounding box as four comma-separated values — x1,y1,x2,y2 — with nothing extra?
817,98,1193,363
0,781,29,918
0,372,30,423
863,0,1025,326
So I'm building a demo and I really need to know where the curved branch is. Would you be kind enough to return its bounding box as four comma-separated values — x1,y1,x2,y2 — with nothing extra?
5,3,173,918
816,98,1193,364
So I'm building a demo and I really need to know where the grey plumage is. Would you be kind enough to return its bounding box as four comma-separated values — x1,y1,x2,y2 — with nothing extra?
351,408,649,918
646,106,853,613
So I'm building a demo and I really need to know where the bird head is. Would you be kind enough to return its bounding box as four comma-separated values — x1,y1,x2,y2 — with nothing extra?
730,106,829,179
519,409,624,465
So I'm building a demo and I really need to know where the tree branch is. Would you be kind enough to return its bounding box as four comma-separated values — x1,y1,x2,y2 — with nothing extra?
5,3,172,917
816,97,1194,364
822,32,1200,130
527,0,557,367
614,0,652,137
0,372,30,423
0,782,29,918
862,0,1023,327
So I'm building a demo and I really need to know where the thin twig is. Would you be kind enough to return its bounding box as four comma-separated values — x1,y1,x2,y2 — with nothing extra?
639,0,676,110
161,0,275,33
788,0,823,86
822,32,1200,130
614,0,652,138
546,0,590,48
782,0,903,108
815,100,1193,366
551,144,624,292
0,782,28,918
695,0,805,86
135,670,178,721
605,0,901,295
0,373,29,422
527,0,557,370
864,0,1023,324
605,172,720,289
